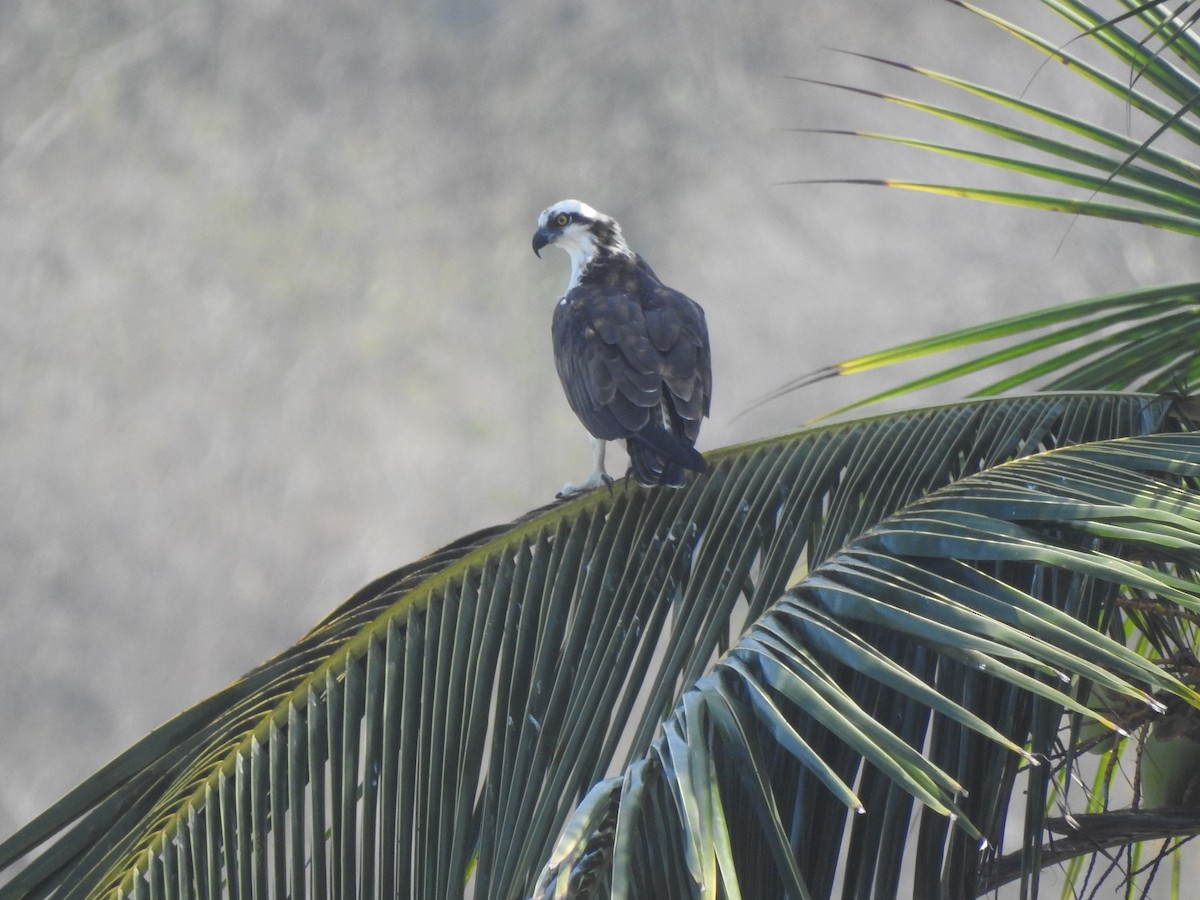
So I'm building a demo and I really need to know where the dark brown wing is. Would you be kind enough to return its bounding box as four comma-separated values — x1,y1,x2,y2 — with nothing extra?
552,285,659,440
551,277,710,451
640,279,710,444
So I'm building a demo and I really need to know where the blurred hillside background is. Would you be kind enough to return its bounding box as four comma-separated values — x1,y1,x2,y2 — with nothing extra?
4,0,1200,842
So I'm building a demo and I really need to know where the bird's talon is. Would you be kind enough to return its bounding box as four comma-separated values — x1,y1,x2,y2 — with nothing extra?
556,470,613,500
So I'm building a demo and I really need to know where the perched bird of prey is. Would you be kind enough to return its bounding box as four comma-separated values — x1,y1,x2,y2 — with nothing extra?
532,199,711,498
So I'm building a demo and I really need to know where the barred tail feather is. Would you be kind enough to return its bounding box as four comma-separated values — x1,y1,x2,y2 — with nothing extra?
627,426,705,488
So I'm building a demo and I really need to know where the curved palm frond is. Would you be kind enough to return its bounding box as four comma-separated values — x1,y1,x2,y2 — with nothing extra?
0,391,1191,899
537,430,1200,899
750,282,1200,418
816,1,1200,230
752,1,1200,418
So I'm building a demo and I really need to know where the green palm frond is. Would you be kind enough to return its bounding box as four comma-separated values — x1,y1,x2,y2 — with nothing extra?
537,430,1200,899
754,282,1200,417
1,391,1193,899
812,2,1200,230
755,1,1200,417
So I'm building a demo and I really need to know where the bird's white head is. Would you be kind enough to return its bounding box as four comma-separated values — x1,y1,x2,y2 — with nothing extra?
532,199,632,289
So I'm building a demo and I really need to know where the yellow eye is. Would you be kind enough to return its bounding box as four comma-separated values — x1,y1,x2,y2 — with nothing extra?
554,213,570,227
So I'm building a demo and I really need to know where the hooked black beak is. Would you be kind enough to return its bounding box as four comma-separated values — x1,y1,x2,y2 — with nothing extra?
532,229,552,258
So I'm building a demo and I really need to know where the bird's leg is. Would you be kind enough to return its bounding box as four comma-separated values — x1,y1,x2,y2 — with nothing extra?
557,437,613,499
590,436,611,485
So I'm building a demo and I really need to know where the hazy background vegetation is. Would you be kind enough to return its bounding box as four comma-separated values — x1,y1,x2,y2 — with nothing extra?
4,0,1200,842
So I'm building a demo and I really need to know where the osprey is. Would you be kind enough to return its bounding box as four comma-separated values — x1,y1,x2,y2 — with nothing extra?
533,199,711,498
